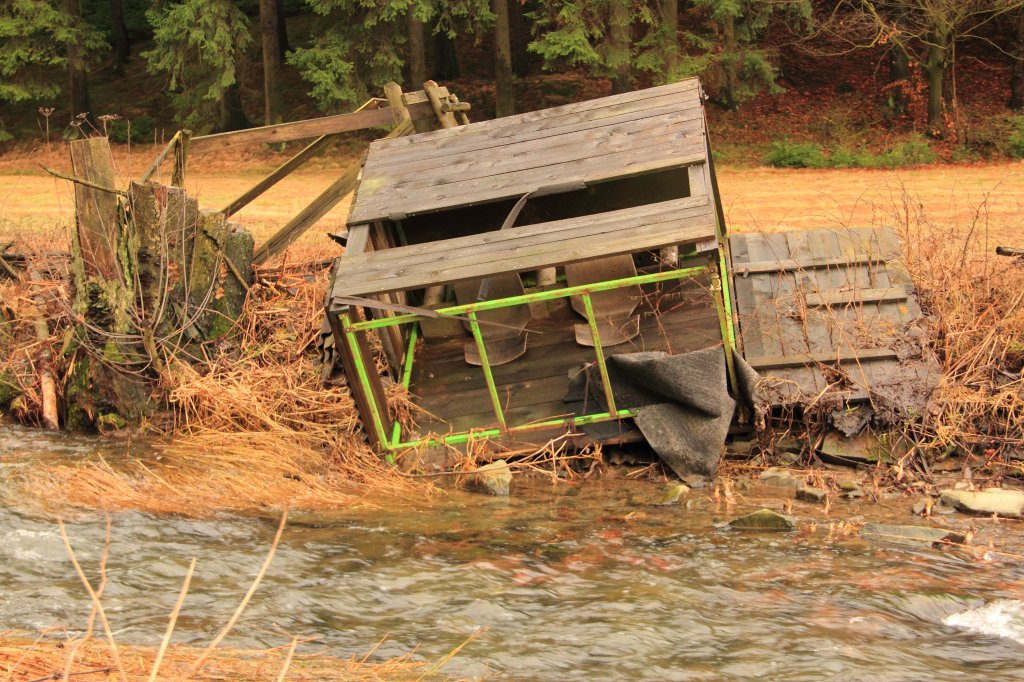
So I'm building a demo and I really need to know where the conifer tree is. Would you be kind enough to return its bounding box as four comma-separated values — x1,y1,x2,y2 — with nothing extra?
0,0,105,137
143,0,253,131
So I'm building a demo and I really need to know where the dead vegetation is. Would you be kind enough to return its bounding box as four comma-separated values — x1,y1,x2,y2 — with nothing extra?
2,254,419,515
890,188,1024,459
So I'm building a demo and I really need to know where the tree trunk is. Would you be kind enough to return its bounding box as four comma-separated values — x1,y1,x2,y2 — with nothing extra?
608,0,632,94
260,0,283,126
276,0,290,57
434,31,460,80
493,0,515,117
663,0,678,78
509,0,530,77
721,13,739,109
407,8,427,87
888,43,910,118
924,37,946,136
110,0,130,65
65,0,92,124
1011,10,1024,110
219,83,252,132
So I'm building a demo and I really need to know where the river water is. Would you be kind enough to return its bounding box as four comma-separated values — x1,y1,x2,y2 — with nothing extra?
2,421,1024,680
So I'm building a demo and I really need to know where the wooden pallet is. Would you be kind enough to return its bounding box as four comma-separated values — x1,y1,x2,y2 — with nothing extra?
729,226,939,409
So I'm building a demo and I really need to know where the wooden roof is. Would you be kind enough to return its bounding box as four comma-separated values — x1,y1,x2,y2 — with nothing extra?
730,226,939,414
347,78,707,225
330,195,716,301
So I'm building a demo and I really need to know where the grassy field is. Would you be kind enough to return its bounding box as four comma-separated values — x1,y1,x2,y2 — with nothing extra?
2,146,1023,248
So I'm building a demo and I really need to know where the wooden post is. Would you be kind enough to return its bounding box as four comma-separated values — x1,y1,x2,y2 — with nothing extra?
69,139,120,279
172,130,190,187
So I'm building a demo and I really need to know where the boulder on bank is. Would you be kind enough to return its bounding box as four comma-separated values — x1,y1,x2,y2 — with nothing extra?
940,489,1024,519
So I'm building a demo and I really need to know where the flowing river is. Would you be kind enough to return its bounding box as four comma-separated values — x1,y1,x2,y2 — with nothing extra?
2,421,1024,680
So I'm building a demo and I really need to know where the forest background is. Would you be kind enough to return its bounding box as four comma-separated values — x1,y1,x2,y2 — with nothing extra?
4,0,1024,168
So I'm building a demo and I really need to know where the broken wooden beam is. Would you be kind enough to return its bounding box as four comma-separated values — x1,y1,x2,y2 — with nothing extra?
804,287,907,307
189,100,435,154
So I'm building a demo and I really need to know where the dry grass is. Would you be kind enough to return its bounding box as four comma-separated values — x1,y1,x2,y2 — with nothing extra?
3,261,421,516
0,633,442,682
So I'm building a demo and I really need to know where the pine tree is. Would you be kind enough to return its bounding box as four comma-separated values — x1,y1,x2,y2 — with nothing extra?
0,0,105,137
288,0,489,114
143,0,253,131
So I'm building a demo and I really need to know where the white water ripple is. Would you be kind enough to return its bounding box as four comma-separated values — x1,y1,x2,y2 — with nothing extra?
945,600,1024,644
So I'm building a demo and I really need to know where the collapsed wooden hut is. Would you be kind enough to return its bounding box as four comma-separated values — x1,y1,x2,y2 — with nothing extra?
324,78,742,463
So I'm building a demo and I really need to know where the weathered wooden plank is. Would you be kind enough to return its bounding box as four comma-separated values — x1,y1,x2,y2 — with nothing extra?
804,288,909,307
189,101,433,153
331,210,715,297
70,138,121,280
354,133,706,219
732,253,885,275
747,347,899,370
363,102,705,175
352,195,711,267
351,145,708,223
372,78,701,155
362,108,705,182
729,234,762,358
221,134,337,217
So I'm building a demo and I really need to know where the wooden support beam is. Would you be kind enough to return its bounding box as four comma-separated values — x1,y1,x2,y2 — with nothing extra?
423,80,457,129
252,164,360,265
734,254,884,276
221,134,336,217
748,347,899,371
804,287,907,307
189,100,434,154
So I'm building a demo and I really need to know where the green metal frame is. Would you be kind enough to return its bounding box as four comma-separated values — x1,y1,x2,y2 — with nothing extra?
336,256,737,454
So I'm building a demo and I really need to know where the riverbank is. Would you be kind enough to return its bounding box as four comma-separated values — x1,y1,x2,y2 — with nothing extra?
2,434,1023,680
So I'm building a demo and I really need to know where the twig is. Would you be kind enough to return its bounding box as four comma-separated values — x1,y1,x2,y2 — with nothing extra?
189,510,288,677
39,165,126,196
57,519,128,682
148,556,197,682
274,636,299,682
28,666,111,682
84,514,111,639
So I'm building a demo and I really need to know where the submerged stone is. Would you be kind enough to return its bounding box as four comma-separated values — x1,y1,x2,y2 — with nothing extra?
469,459,513,496
861,523,965,546
655,483,691,505
760,468,801,489
728,508,796,531
940,488,1024,519
796,485,827,503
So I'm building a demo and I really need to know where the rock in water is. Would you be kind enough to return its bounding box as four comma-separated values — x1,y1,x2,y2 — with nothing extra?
654,483,690,505
796,485,827,503
860,523,965,546
940,488,1024,518
469,459,513,496
728,508,796,531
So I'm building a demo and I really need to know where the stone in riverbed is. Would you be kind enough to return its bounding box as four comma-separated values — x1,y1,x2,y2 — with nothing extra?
728,508,796,531
760,468,801,489
654,483,691,505
796,485,827,503
468,459,513,496
861,523,966,546
939,488,1024,519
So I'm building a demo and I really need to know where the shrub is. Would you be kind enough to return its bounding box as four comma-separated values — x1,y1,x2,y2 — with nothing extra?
766,139,826,168
107,117,154,144
877,134,935,167
1007,115,1024,159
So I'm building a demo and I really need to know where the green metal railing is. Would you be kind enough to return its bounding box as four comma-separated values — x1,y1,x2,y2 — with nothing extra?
337,258,737,455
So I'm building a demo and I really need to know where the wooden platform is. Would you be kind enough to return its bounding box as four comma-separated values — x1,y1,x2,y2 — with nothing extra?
729,226,939,409
348,78,707,224
406,277,722,441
